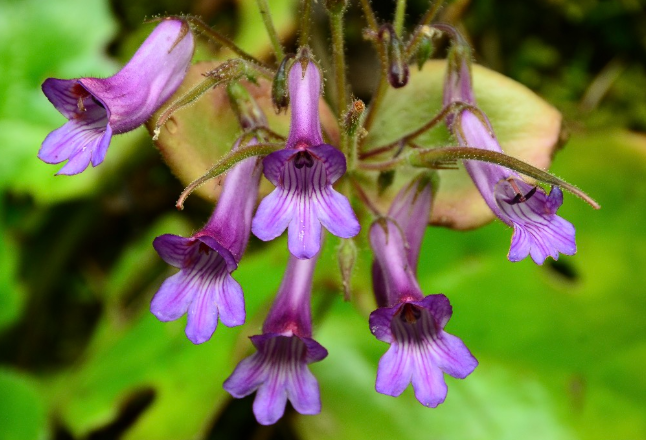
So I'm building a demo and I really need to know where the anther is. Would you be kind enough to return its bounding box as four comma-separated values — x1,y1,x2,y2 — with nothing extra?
507,178,538,205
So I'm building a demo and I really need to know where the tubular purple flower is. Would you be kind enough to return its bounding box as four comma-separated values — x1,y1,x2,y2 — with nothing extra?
150,139,261,344
40,18,194,175
223,252,327,425
372,174,434,307
369,217,477,407
443,47,576,264
251,60,360,259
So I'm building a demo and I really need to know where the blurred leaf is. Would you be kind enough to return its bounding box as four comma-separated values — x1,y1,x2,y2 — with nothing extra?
0,369,46,440
0,0,143,202
103,213,193,306
295,128,646,440
235,0,299,58
48,239,289,440
364,60,562,230
0,219,25,332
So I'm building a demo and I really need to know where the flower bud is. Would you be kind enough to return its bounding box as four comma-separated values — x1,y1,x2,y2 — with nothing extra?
271,55,293,114
379,24,409,88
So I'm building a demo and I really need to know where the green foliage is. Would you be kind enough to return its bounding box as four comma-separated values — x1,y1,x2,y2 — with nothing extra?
0,369,46,440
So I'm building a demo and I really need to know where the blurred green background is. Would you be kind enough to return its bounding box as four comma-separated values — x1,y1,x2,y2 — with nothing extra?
1,0,645,439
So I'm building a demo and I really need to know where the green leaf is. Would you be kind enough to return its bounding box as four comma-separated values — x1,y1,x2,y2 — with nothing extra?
0,369,46,440
363,60,563,229
295,129,646,440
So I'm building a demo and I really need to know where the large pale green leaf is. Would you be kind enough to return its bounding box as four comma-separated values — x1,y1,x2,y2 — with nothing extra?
363,60,563,229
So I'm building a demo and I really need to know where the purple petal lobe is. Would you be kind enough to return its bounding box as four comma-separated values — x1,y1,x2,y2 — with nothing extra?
223,334,327,425
288,193,322,259
308,144,346,183
252,188,294,242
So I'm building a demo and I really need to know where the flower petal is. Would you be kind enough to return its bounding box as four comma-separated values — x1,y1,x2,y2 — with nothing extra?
286,362,321,416
215,274,245,327
253,376,289,426
39,106,112,175
410,351,448,407
315,187,360,239
153,234,191,267
288,193,322,259
149,270,194,322
433,333,479,379
223,351,267,398
308,144,346,183
375,343,413,397
252,188,295,242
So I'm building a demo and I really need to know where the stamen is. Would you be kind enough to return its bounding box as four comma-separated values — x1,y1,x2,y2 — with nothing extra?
77,97,86,112
506,178,537,205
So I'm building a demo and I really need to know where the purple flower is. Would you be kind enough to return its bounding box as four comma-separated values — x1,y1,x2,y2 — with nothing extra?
443,50,576,264
223,253,327,425
252,60,359,259
40,19,194,175
150,139,261,344
369,181,477,407
369,295,478,407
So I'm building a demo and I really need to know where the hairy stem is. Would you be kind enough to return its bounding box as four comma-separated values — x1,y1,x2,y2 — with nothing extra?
393,0,407,36
255,0,285,61
169,15,274,75
300,0,313,47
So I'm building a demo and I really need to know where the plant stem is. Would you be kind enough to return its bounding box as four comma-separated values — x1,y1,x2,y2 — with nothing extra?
300,0,313,47
172,16,273,73
255,0,285,61
358,0,389,138
394,0,407,36
329,8,350,159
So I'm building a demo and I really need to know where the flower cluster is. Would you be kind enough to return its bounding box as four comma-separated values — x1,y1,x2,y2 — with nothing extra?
39,6,596,426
